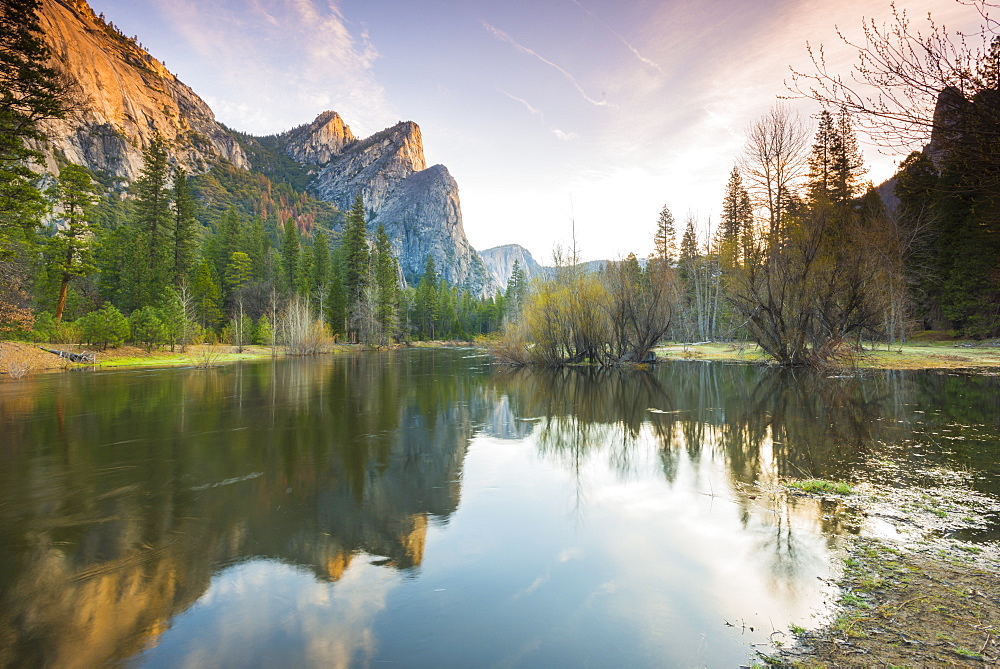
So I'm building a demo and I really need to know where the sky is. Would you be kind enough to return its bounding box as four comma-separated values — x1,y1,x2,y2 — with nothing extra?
86,0,987,263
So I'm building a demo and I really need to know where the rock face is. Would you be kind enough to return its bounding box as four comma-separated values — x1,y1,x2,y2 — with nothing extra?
35,0,496,294
281,111,356,166
35,0,248,178
479,244,550,289
268,114,496,293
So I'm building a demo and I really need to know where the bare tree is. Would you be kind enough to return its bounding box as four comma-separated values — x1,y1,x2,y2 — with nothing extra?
739,104,810,238
786,1,1000,152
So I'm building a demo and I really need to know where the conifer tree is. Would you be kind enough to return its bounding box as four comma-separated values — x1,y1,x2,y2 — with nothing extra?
0,0,65,255
807,110,839,204
832,110,866,204
295,242,312,296
653,205,678,263
171,167,198,285
372,223,399,341
679,217,699,279
130,138,173,306
47,164,100,320
311,229,330,297
192,260,222,330
414,255,439,339
719,167,753,264
504,259,528,319
280,217,299,294
224,251,252,293
342,195,369,307
325,269,348,336
156,286,187,352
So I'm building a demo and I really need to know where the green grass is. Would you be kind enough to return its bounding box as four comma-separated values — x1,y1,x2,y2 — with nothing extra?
787,479,853,495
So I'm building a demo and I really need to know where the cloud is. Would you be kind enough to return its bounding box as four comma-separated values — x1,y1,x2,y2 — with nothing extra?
552,129,580,141
498,88,544,119
569,0,663,73
151,0,396,135
482,19,613,108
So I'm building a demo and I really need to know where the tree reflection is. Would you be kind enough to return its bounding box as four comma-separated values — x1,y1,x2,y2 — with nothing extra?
0,351,489,667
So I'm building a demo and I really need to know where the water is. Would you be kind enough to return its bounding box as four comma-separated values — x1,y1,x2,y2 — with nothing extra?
1,351,998,667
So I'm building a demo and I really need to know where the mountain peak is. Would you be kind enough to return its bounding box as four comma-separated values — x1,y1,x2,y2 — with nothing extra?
282,111,356,165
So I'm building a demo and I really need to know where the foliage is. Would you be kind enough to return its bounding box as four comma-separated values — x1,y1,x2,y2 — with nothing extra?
653,205,678,263
0,0,65,257
129,306,164,351
157,286,189,352
77,303,130,349
279,296,332,354
46,164,100,320
787,479,853,495
494,255,677,366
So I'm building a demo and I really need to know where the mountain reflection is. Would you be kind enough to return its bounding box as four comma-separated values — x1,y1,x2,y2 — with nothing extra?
1,353,998,667
0,351,488,668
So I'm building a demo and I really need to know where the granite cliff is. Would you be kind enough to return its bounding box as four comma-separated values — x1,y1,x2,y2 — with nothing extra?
35,0,248,178
34,0,496,294
478,244,550,288
266,114,496,291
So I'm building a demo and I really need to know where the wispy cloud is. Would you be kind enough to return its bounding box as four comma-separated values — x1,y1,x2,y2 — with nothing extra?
498,88,544,119
151,0,396,135
482,19,612,108
569,0,663,73
552,129,580,141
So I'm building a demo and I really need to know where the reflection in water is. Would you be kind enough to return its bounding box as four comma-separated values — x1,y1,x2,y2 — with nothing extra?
0,353,998,666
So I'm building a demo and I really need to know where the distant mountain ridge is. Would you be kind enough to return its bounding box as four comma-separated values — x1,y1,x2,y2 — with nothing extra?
34,0,496,294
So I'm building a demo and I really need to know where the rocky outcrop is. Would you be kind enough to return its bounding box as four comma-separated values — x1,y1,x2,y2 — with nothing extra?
310,120,426,213
276,114,496,293
281,111,356,166
478,244,549,289
36,0,495,294
35,0,248,178
369,164,494,290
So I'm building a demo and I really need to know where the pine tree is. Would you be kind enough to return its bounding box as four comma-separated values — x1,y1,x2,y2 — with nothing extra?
130,138,173,306
679,217,699,278
225,251,252,293
325,269,348,337
156,286,187,352
807,110,839,205
192,260,222,330
0,0,65,255
47,164,100,320
311,229,330,296
372,223,399,342
280,217,299,295
414,255,439,339
504,259,528,319
719,167,753,264
832,110,866,205
171,167,198,285
342,195,369,307
295,242,312,296
653,205,678,262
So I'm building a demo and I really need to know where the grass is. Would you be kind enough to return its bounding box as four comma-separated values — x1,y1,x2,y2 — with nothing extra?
787,479,853,495
653,338,1000,370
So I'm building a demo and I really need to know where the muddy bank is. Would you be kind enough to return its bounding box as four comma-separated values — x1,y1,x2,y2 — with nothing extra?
771,478,1000,667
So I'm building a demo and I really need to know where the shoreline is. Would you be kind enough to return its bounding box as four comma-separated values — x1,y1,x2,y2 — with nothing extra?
654,340,1000,371
770,479,1000,667
4,338,1000,379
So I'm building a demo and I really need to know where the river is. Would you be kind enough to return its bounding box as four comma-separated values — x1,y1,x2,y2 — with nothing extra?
1,350,998,667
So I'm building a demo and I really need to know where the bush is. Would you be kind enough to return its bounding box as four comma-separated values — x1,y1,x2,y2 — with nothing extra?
78,304,130,349
129,306,164,351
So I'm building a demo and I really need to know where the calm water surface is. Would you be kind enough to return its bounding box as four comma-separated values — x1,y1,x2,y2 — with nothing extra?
1,350,999,667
